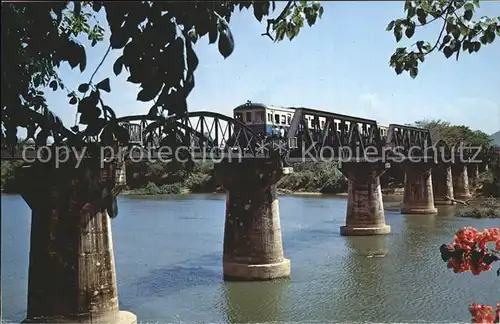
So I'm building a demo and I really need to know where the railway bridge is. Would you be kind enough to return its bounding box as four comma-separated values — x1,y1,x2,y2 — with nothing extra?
1,108,495,324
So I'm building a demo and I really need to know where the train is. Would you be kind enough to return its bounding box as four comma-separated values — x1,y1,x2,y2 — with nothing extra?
233,100,388,140
233,101,296,138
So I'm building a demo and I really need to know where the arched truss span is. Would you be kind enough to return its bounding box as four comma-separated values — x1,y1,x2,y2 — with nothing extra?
116,111,274,160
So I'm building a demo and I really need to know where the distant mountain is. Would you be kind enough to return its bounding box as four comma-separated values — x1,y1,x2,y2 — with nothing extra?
491,130,500,146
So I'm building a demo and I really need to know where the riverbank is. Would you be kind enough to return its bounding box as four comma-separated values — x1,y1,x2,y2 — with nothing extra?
455,197,500,219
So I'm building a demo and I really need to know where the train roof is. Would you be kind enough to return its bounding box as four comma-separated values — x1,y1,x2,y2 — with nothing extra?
233,101,296,112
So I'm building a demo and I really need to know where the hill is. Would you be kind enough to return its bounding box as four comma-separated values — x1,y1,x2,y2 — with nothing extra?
491,130,500,146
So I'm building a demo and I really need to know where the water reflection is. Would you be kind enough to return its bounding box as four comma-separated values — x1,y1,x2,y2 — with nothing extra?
331,236,392,322
344,235,389,257
218,280,290,323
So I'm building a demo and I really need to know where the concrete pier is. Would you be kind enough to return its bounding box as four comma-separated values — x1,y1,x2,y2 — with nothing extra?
451,163,472,200
339,162,391,236
215,159,291,281
401,162,438,214
19,160,136,324
432,164,455,205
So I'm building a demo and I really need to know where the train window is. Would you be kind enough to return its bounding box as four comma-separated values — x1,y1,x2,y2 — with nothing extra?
246,111,252,122
287,115,291,125
235,113,243,121
281,115,286,124
255,111,264,122
321,120,325,128
267,113,272,122
274,114,280,124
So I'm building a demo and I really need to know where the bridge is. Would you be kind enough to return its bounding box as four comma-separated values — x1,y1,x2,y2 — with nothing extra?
1,107,497,324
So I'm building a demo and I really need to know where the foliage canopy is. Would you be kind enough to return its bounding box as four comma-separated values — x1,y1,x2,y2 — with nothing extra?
1,1,498,149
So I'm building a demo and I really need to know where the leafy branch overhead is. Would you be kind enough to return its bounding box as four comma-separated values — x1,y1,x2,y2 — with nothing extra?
387,0,500,78
1,1,324,150
2,1,498,151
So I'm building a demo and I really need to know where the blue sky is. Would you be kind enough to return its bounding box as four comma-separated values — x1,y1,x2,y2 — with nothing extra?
44,1,500,135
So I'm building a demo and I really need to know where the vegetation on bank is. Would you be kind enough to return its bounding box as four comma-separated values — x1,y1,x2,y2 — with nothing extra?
0,159,352,195
102,161,351,195
456,197,500,219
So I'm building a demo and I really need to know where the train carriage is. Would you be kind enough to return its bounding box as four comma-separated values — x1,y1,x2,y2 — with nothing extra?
233,100,296,138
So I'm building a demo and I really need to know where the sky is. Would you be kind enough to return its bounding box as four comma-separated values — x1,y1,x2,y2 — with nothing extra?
44,1,500,135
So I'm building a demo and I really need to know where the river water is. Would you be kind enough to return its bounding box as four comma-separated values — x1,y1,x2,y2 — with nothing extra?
1,193,498,323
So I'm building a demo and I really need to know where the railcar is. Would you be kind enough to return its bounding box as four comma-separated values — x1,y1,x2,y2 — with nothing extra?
233,100,296,138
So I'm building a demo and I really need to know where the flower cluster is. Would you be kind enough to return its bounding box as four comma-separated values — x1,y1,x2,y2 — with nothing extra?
469,302,500,323
440,227,500,323
440,227,500,275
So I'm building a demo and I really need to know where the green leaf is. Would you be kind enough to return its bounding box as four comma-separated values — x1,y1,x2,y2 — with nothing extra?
253,3,264,22
422,42,432,52
473,0,480,7
484,29,496,43
409,66,418,79
218,21,235,59
49,80,58,91
113,56,124,76
464,3,474,12
464,9,473,21
386,20,395,31
443,46,453,58
417,8,427,25
449,39,459,51
69,97,78,105
96,78,111,92
407,5,416,19
440,35,451,50
473,41,481,52
78,83,89,93
394,25,403,42
395,62,404,75
136,84,162,102
405,24,415,38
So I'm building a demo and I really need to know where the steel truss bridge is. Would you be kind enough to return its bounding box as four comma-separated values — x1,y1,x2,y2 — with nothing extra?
1,109,495,166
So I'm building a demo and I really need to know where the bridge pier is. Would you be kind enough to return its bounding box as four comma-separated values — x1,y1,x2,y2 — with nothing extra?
339,162,391,236
401,162,438,214
432,164,455,205
215,159,291,281
18,159,136,324
451,163,472,200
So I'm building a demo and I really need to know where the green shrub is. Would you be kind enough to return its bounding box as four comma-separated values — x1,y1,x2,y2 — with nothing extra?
278,162,347,193
455,197,500,218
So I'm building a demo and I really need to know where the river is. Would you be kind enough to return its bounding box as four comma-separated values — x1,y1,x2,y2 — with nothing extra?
1,193,498,323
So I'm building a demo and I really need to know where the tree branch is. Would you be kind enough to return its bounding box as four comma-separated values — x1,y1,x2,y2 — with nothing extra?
424,9,451,56
444,195,472,205
74,44,112,126
261,1,294,41
89,44,112,85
